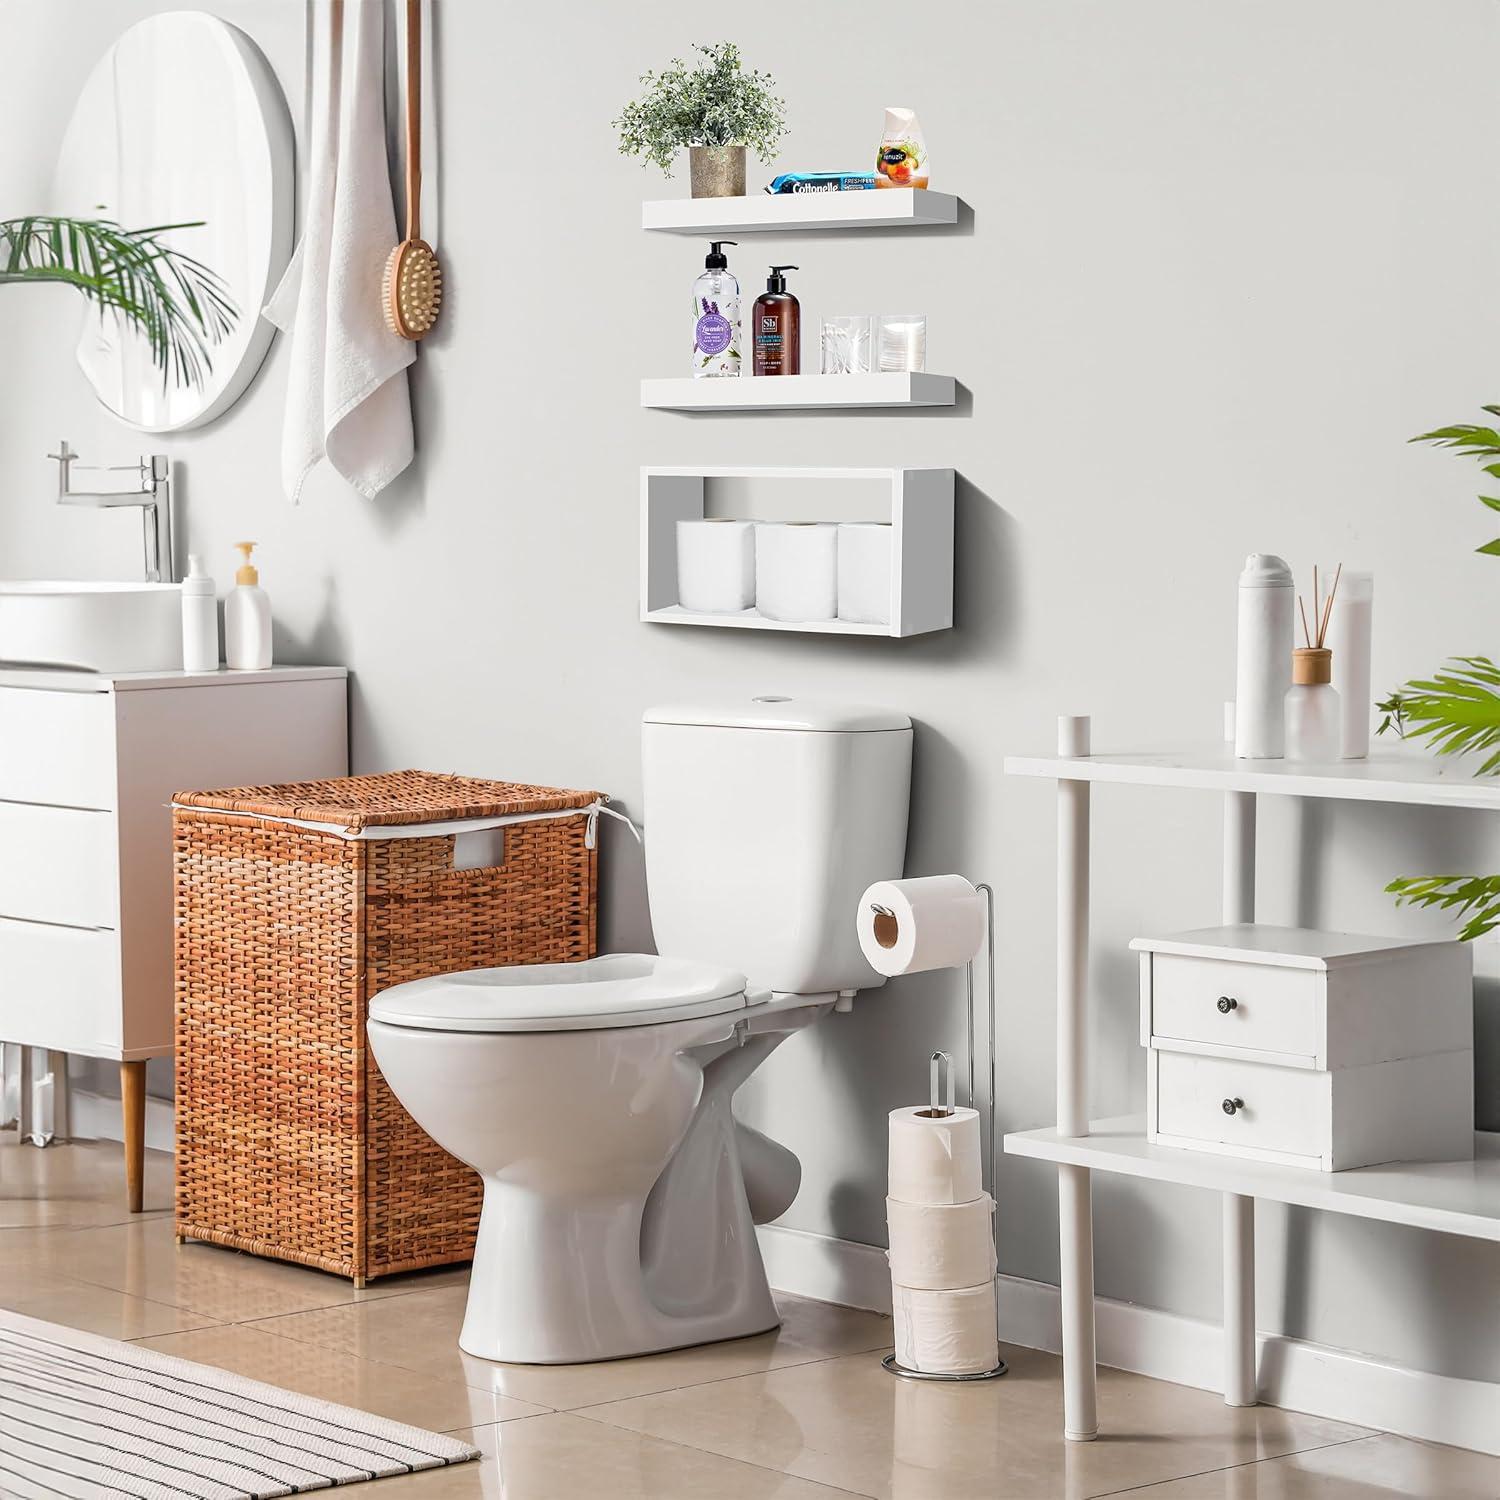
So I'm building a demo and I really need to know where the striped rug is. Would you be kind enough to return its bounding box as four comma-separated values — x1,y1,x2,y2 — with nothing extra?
0,1310,480,1498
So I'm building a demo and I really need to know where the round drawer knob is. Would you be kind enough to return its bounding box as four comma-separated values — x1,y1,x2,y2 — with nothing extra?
1217,996,1238,1014
1222,1096,1244,1116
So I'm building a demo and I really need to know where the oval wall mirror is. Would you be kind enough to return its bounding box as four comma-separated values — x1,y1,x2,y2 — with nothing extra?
53,12,294,432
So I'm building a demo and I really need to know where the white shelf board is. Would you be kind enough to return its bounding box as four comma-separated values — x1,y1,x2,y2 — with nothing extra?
1004,745,1500,811
1005,1115,1500,1243
642,188,962,235
641,372,955,412
643,604,889,635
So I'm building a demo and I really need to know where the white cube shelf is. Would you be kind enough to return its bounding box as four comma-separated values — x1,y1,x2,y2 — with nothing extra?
640,466,954,638
641,373,955,412
642,188,962,235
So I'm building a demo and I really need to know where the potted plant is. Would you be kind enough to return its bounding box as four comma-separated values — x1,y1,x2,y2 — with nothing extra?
613,42,787,199
1376,409,1500,939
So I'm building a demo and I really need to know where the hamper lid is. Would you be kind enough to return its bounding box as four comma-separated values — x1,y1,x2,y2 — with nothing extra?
172,770,601,832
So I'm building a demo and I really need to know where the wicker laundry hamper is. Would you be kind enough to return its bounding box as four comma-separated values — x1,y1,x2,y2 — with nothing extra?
173,770,601,1284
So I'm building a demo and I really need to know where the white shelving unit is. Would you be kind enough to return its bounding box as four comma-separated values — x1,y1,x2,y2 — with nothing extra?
641,372,955,412
640,466,953,638
642,188,962,235
1001,726,1500,1442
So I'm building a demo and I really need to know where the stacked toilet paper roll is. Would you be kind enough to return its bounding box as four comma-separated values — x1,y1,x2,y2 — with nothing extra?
887,1105,999,1375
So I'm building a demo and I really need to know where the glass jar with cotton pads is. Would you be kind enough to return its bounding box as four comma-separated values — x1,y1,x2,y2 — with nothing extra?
676,518,755,614
821,315,874,374
877,314,927,373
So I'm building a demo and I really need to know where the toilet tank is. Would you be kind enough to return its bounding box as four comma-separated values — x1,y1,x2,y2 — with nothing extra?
642,698,913,995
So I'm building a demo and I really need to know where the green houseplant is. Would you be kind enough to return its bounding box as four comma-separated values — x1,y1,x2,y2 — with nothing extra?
1377,410,1500,939
613,42,787,198
1,214,235,389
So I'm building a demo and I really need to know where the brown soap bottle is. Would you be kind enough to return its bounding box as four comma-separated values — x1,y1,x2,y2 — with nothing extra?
752,265,800,376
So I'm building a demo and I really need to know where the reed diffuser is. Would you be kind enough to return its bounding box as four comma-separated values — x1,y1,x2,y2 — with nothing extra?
1286,563,1343,761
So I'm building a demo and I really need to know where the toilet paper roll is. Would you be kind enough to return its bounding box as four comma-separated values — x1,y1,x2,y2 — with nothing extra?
891,1281,1000,1375
837,522,892,626
886,1195,997,1290
858,875,985,978
889,1106,983,1206
755,523,838,622
677,519,755,614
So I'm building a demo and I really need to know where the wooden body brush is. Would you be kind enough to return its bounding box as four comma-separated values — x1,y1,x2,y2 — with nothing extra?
383,0,442,339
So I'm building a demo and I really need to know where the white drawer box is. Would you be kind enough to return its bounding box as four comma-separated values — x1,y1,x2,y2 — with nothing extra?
0,915,123,1054
0,689,116,809
1134,925,1474,1171
1150,1049,1475,1170
0,802,118,929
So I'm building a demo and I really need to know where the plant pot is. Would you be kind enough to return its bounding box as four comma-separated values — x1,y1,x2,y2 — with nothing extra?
689,145,746,199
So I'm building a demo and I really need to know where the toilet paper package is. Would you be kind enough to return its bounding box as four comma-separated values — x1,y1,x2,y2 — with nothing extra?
836,522,892,625
755,523,838,622
858,875,986,978
886,1194,996,1290
676,519,755,614
892,1281,1000,1375
888,1106,983,1205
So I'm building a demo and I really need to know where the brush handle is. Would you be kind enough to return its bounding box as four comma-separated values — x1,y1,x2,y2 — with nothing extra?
404,0,421,243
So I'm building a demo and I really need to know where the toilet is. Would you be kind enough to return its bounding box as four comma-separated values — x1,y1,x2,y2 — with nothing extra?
368,697,912,1364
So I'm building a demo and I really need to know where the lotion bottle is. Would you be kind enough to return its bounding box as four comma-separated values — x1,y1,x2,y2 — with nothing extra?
1233,553,1293,758
224,541,272,671
752,265,800,375
692,240,741,378
180,553,219,672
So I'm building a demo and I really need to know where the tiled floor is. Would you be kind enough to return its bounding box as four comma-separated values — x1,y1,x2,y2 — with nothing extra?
2,1138,1497,1499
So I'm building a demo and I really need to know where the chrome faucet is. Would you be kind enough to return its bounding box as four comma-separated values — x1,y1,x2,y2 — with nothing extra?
46,439,175,583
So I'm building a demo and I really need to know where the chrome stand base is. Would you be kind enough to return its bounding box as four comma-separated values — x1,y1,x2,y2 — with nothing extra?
882,1353,1008,1382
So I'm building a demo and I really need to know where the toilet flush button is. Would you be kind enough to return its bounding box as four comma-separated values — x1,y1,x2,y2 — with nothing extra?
752,695,791,702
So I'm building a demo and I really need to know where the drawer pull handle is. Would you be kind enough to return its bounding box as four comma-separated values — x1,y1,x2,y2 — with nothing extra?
1221,1096,1244,1116
1216,996,1238,1014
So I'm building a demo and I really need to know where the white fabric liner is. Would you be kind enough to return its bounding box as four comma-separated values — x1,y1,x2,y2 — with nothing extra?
0,1309,478,1499
169,798,641,850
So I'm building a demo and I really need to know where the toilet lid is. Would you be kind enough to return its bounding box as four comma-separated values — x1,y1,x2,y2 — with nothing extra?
369,953,753,1033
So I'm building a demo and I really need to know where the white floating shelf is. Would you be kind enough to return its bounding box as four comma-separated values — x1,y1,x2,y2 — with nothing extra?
1003,744,1500,811
642,188,962,235
641,372,955,412
1006,1115,1500,1243
640,465,953,639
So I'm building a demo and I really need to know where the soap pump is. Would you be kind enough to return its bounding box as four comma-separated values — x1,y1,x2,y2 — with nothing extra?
692,240,741,378
752,265,801,376
224,541,272,671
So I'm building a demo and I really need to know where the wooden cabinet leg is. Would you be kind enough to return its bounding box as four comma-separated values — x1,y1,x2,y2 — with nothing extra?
1224,1192,1257,1405
121,1060,146,1213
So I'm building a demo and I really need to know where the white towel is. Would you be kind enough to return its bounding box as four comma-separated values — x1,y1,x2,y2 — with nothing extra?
265,0,414,502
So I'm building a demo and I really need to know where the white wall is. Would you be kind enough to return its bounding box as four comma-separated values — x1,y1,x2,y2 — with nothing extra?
3,0,1497,1385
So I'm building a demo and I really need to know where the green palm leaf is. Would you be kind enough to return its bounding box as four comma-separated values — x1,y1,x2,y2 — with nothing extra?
1411,409,1500,553
1386,874,1500,942
0,215,236,390
1377,656,1500,775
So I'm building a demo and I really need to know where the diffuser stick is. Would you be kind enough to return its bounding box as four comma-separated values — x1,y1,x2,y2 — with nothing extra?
1318,563,1343,649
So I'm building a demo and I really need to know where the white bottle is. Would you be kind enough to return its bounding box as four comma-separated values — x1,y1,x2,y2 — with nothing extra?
224,541,271,671
1327,569,1373,758
1285,647,1342,761
179,554,219,672
692,240,741,378
1234,553,1294,759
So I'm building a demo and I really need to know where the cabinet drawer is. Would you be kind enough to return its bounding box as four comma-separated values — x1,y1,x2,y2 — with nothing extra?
0,803,117,928
1154,1050,1327,1163
0,690,115,809
1148,953,1320,1061
0,915,122,1054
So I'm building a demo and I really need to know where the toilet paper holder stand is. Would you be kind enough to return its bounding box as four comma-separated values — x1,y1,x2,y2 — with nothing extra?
882,882,1009,1384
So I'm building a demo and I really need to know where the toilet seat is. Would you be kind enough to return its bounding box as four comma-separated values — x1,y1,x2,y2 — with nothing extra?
370,952,757,1033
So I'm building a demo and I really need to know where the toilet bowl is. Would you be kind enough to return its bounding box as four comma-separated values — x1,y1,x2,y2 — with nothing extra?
369,698,913,1365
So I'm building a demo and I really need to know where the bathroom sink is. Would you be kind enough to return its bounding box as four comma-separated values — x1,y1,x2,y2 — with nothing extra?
0,580,183,673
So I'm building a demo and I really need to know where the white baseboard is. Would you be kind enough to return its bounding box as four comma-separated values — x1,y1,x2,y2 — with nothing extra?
757,1223,1500,1457
68,1090,176,1155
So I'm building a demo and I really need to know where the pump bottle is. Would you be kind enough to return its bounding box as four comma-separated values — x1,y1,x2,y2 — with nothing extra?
692,240,741,378
752,265,800,376
224,541,272,671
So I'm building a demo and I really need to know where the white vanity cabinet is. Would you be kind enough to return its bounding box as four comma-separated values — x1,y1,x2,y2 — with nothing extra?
0,666,347,1206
